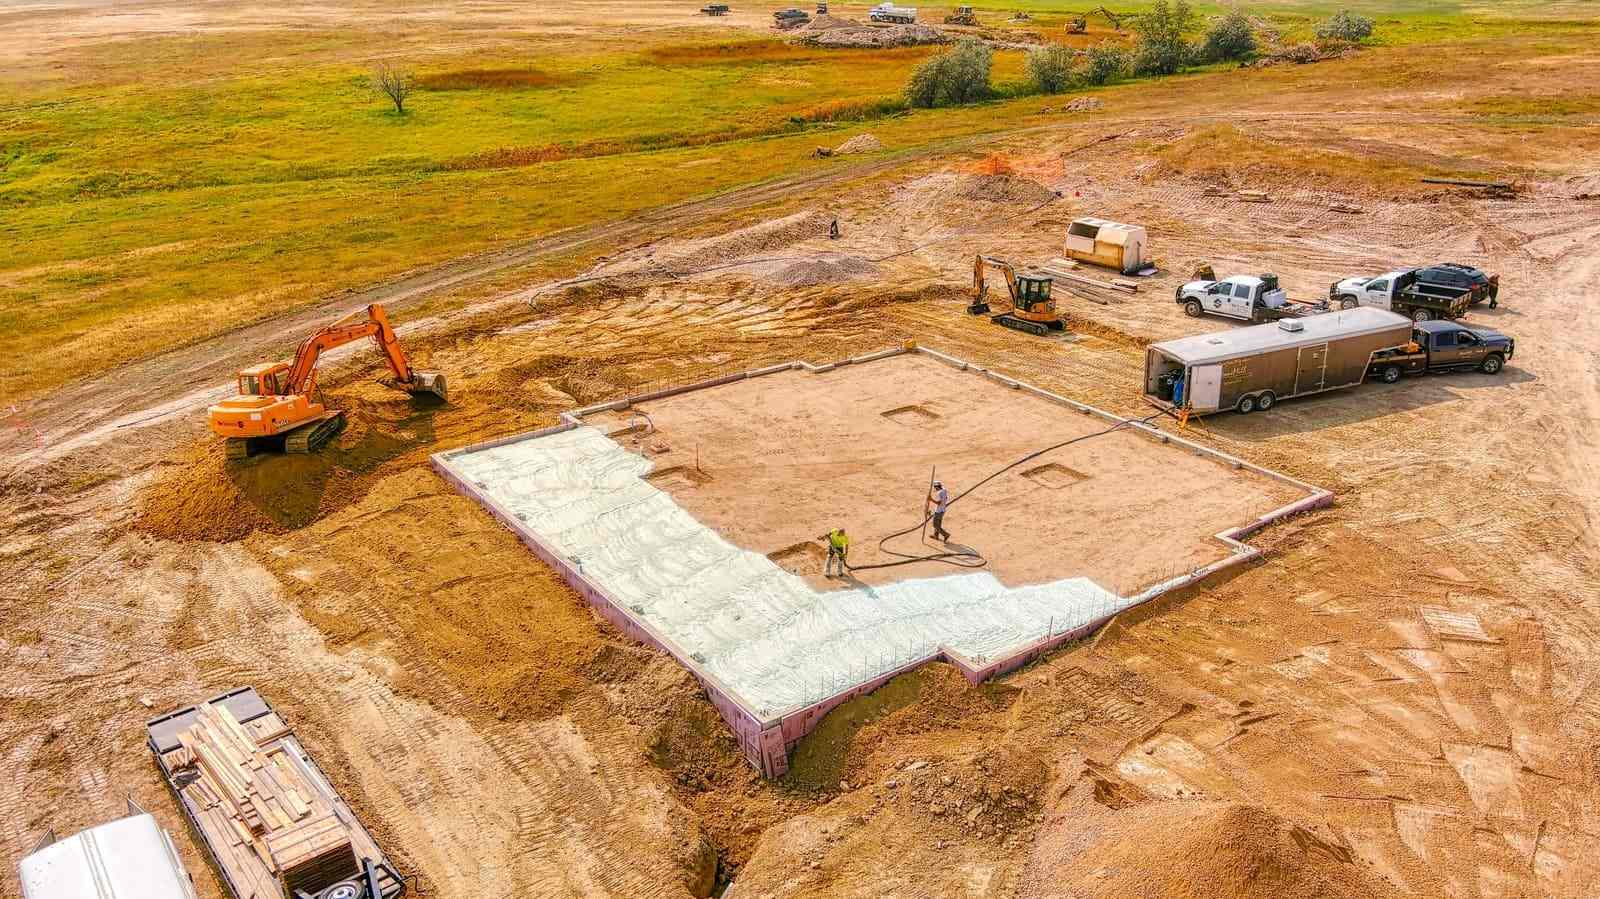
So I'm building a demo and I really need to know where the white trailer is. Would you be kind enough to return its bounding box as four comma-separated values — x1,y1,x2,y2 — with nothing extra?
19,800,199,899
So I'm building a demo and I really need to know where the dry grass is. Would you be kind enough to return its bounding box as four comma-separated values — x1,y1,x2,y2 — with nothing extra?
416,68,575,91
1150,124,1466,193
788,96,908,124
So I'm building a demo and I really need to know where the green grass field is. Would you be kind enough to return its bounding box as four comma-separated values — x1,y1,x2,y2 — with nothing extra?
1,1,1595,403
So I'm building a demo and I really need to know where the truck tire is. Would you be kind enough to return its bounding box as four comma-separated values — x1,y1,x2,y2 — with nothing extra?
1411,308,1432,322
1380,364,1402,384
1236,394,1256,414
1256,391,1275,411
1338,296,1358,310
1480,353,1504,374
1183,299,1204,318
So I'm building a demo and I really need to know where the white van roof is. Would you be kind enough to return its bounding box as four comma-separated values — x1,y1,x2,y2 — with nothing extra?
1150,307,1412,366
19,813,196,899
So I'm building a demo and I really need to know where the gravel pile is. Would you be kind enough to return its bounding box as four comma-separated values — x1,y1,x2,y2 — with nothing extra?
833,133,884,155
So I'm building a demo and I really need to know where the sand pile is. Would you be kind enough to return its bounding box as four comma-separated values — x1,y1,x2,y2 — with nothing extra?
650,210,834,277
768,253,879,286
1063,96,1103,112
1560,172,1600,199
799,23,948,48
892,172,1057,219
1027,797,1387,899
833,133,883,155
801,12,860,31
960,173,1058,204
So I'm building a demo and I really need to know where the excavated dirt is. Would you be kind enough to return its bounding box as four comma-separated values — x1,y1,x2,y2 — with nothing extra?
832,132,883,155
798,23,949,48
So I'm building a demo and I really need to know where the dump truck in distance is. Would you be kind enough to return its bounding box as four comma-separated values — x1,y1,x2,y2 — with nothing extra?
1329,268,1474,322
1146,307,1414,415
868,2,917,22
147,687,408,899
1367,320,1515,382
1176,273,1329,322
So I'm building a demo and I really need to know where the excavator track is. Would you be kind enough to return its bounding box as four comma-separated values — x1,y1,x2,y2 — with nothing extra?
283,411,347,454
225,439,252,461
993,314,1053,336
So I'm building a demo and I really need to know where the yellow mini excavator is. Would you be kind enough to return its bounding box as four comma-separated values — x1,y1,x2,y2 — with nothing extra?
208,303,447,460
966,255,1066,336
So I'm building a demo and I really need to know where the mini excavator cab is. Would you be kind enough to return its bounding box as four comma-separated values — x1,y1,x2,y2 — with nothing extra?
1016,273,1053,311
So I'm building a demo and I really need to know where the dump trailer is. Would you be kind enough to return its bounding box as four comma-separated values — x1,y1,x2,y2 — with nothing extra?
1063,217,1148,274
1145,307,1413,415
19,800,199,899
147,688,408,899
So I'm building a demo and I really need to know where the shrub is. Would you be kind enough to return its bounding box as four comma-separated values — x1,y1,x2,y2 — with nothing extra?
1079,44,1130,85
1026,45,1078,94
1132,0,1199,77
904,38,993,108
1203,9,1257,62
1316,10,1374,42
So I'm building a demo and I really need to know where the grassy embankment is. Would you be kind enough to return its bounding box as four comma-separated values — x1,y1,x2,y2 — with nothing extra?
1,3,1595,403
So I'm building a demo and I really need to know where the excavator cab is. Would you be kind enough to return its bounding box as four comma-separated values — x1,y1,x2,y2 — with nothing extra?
236,362,290,397
1017,274,1053,312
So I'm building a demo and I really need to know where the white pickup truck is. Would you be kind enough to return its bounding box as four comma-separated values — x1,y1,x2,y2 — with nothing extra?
868,2,917,23
1176,274,1325,322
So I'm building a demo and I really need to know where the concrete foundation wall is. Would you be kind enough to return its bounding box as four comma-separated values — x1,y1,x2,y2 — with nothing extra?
431,345,1331,778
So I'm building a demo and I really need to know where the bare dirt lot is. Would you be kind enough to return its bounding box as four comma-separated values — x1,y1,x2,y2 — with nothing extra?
5,6,1600,899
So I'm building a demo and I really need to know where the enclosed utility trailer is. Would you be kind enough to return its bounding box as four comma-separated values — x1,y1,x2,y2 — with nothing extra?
1062,218,1148,274
19,800,199,899
1145,307,1412,415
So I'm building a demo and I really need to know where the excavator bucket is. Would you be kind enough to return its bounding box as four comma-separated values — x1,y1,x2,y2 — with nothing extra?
406,369,451,399
405,371,448,403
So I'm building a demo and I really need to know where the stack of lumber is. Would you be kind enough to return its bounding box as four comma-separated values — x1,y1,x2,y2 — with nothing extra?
175,703,357,891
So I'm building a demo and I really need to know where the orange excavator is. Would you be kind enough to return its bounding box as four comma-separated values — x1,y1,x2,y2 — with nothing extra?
966,255,1066,336
208,303,447,460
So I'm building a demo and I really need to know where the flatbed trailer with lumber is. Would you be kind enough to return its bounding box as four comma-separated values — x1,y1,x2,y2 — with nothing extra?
146,687,408,899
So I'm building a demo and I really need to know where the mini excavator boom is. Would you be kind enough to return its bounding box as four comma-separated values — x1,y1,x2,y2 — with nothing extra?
208,304,447,459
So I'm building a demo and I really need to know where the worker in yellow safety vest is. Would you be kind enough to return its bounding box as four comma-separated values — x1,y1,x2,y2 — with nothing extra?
823,527,850,578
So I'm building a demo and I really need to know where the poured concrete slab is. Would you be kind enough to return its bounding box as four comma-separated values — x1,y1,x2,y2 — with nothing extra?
434,347,1329,776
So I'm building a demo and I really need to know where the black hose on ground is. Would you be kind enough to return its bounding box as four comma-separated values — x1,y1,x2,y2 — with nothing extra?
843,411,1167,574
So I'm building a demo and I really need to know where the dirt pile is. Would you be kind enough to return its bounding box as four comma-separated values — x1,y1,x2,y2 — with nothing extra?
800,13,860,31
768,253,878,286
1063,96,1103,113
1024,788,1388,899
799,23,948,48
832,132,883,155
891,172,1058,223
1559,172,1600,199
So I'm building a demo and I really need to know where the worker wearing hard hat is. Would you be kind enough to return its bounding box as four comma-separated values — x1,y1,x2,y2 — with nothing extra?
928,481,952,542
823,527,850,578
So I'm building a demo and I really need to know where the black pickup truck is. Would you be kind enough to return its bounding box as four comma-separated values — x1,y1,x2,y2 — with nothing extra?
1367,320,1515,382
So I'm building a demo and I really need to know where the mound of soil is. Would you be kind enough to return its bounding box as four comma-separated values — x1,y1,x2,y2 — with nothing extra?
961,173,1058,204
799,23,948,48
801,13,860,31
1030,798,1387,899
1560,172,1600,199
833,132,883,155
768,254,879,286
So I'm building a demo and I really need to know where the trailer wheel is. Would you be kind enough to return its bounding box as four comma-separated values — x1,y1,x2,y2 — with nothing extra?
1183,299,1204,318
1480,353,1503,375
1338,296,1358,310
1236,394,1257,414
1256,391,1275,411
1411,308,1432,322
1380,365,1402,384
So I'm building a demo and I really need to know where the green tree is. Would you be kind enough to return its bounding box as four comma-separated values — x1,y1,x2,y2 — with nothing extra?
1080,44,1130,86
1203,8,1257,62
1026,45,1078,94
905,38,994,108
1132,0,1198,76
1317,10,1374,42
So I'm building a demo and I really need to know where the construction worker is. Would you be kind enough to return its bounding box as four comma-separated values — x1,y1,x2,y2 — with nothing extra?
823,527,850,578
928,481,952,542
